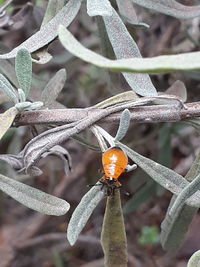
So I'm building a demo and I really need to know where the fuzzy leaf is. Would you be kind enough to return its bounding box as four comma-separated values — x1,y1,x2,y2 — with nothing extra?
117,143,200,208
0,0,82,59
67,185,104,245
161,152,200,253
0,107,18,140
15,49,32,97
41,69,67,107
116,0,149,27
0,173,70,215
58,26,200,74
87,0,112,16
41,0,66,26
187,251,200,267
130,0,200,19
114,109,130,142
0,74,18,103
103,7,156,96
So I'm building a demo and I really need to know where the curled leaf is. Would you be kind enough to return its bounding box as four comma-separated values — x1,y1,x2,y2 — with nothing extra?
130,0,200,19
67,185,104,245
0,173,70,215
0,107,18,140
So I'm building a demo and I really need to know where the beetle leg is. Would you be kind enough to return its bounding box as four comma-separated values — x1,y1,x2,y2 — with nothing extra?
125,164,137,172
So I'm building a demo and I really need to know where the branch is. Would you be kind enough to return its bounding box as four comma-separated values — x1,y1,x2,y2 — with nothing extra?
14,102,200,126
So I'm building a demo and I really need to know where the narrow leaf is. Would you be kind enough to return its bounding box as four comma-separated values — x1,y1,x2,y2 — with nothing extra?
161,152,200,253
41,0,66,26
117,143,200,208
58,26,200,74
0,173,70,216
0,74,18,103
67,185,104,245
130,0,200,19
114,109,130,142
103,7,156,96
87,0,112,16
15,48,32,97
116,0,149,27
0,107,18,140
41,69,67,107
0,0,82,59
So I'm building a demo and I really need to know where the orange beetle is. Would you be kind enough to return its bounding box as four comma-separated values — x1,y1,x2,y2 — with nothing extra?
100,147,128,191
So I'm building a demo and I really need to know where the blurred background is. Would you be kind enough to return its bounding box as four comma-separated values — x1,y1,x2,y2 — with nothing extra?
0,0,200,266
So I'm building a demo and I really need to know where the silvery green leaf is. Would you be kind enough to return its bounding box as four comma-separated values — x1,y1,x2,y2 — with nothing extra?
0,173,70,215
161,152,200,253
130,0,200,19
67,185,104,245
0,107,18,140
0,74,18,104
41,69,67,108
169,174,200,218
161,198,197,254
117,143,200,208
164,80,187,102
15,48,32,97
15,101,32,111
58,26,200,74
91,125,108,152
116,0,149,27
103,8,157,96
93,125,115,148
114,109,130,142
87,0,112,16
18,89,26,103
15,101,43,111
187,250,200,267
41,0,66,26
0,0,82,59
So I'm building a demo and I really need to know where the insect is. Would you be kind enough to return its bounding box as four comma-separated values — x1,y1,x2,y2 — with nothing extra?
99,147,131,195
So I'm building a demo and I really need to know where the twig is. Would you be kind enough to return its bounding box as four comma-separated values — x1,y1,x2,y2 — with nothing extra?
14,102,200,126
